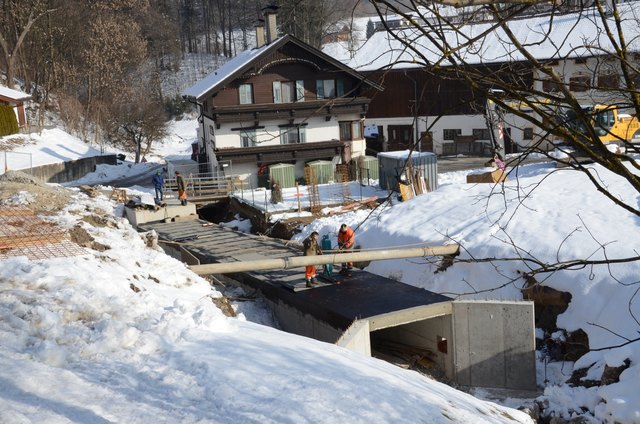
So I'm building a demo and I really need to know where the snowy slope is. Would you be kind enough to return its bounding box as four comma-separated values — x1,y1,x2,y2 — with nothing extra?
0,185,533,423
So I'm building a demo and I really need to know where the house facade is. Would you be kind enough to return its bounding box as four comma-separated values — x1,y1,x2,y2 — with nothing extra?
183,17,381,187
345,4,640,155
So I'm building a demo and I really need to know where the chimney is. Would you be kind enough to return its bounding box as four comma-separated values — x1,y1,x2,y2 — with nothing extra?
255,19,265,48
263,5,279,44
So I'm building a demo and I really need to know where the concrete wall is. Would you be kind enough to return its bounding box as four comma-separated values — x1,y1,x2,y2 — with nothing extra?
336,319,371,356
268,298,345,345
452,300,536,390
25,155,117,184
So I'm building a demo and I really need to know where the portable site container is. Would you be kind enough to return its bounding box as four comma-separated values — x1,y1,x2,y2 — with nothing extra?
269,163,296,188
378,151,438,192
306,160,335,184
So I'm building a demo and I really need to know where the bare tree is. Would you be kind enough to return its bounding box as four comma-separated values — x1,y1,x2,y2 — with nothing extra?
0,0,53,89
369,0,640,215
105,81,168,163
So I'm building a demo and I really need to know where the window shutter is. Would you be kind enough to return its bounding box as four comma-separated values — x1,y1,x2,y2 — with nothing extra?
336,79,344,97
296,80,304,102
273,81,282,103
316,80,324,99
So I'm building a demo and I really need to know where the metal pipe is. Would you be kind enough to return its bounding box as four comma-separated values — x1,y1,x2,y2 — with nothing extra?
189,244,459,275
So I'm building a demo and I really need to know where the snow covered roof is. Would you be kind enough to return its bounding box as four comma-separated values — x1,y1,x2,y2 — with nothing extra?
0,85,31,101
182,41,273,101
349,4,640,72
183,34,381,102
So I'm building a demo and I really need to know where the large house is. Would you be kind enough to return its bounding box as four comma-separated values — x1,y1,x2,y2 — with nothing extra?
183,11,382,187
341,3,640,155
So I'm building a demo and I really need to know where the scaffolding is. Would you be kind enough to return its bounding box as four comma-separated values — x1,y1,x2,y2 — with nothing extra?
304,166,321,214
335,164,351,205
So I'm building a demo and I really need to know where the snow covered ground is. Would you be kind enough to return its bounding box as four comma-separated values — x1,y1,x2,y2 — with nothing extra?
1,120,640,422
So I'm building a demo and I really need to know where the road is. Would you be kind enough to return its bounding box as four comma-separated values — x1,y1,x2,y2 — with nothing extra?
436,155,551,173
105,164,165,188
93,155,550,189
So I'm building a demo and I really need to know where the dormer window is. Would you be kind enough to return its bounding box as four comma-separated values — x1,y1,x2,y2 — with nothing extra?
273,80,304,103
316,79,345,99
239,83,254,104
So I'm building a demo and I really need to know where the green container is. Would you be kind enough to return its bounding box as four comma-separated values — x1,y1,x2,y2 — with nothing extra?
268,163,296,188
306,160,335,184
358,155,379,182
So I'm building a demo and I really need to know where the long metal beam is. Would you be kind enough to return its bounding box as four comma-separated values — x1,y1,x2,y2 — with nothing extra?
189,244,459,275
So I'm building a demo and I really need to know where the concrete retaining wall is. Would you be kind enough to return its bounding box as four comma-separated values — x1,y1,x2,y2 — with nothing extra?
26,155,117,184
268,298,345,345
452,300,536,390
336,320,371,355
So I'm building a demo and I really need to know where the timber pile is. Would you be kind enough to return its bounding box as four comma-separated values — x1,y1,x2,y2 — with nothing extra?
466,168,507,184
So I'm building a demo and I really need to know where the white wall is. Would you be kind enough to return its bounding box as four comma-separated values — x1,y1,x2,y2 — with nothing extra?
199,113,365,185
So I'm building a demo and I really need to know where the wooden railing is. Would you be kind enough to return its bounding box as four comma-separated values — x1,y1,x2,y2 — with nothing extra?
163,176,239,200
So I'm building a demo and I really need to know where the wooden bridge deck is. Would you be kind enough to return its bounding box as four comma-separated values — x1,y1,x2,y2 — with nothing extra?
139,218,451,330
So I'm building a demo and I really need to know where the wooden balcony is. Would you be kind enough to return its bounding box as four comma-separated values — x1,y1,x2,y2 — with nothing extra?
215,140,347,165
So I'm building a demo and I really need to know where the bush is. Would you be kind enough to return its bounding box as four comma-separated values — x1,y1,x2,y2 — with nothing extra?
0,104,19,136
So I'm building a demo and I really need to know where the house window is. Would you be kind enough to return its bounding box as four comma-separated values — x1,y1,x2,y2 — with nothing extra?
542,78,562,92
523,128,534,140
443,129,461,140
339,121,363,141
569,75,590,92
280,126,306,144
273,80,304,103
240,129,257,147
239,83,253,104
472,128,491,140
316,79,344,99
597,73,619,89
574,57,587,64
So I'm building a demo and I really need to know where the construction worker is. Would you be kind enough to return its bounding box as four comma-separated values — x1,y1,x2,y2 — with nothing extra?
337,224,355,275
175,170,188,206
303,231,322,287
152,170,164,204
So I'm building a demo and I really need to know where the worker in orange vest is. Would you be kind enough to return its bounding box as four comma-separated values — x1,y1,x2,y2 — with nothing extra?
337,224,355,276
303,231,322,287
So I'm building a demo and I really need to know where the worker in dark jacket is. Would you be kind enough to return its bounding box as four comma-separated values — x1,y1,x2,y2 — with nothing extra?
152,170,164,203
303,231,322,287
175,170,188,205
338,224,355,275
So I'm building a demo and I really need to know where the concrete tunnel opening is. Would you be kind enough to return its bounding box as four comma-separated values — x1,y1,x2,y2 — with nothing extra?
369,315,454,383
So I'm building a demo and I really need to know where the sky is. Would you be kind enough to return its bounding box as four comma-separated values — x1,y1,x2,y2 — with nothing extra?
1,119,639,423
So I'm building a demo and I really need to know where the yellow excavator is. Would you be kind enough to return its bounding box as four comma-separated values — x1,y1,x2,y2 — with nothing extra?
562,104,640,151
487,93,640,152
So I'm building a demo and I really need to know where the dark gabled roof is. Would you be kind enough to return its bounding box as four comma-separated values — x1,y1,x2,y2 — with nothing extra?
183,34,382,102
